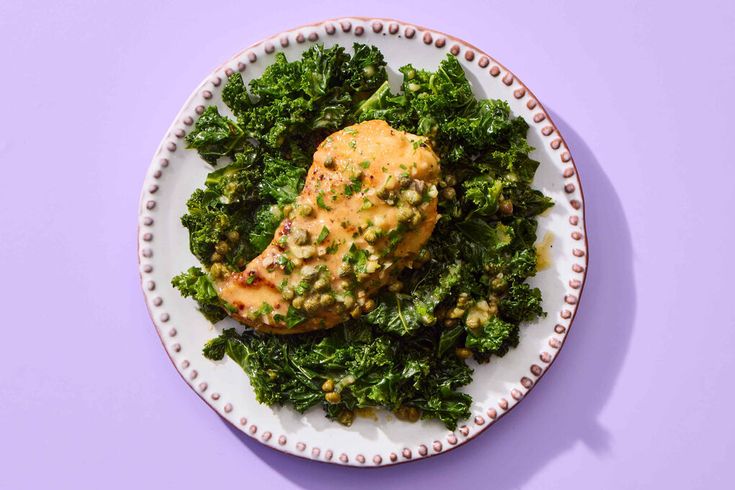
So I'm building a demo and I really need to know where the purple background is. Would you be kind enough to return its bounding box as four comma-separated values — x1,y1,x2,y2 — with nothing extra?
2,1,734,488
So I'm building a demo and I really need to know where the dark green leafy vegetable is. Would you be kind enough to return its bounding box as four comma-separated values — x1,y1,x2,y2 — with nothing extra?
184,106,247,164
171,267,234,323
260,155,306,205
175,44,552,430
465,317,519,357
203,327,472,428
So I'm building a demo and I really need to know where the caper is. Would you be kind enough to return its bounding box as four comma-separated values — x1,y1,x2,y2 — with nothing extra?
457,292,470,307
445,174,457,186
215,241,230,254
427,185,438,199
416,248,431,263
418,314,435,326
342,295,355,309
350,306,362,319
395,405,411,421
406,406,421,423
397,206,414,223
281,287,295,300
398,173,411,188
282,204,293,217
448,308,465,319
365,260,380,274
363,65,375,77
338,262,353,277
499,199,514,215
410,211,422,227
325,392,342,404
491,276,508,293
339,279,352,290
455,347,473,360
321,379,335,392
210,252,223,263
442,187,456,200
362,299,376,313
292,228,309,245
301,265,318,280
292,296,304,309
313,277,330,292
304,296,320,313
388,281,403,293
364,227,381,244
337,409,355,426
487,303,499,317
209,263,228,279
299,204,314,217
323,155,336,169
444,318,458,328
403,189,421,205
466,316,482,329
320,294,335,307
227,230,240,242
395,405,422,422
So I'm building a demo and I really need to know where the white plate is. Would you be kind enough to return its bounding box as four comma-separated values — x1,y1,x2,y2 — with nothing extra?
138,17,588,467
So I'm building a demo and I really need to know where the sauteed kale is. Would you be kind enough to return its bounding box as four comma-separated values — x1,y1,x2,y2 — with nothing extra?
173,44,552,429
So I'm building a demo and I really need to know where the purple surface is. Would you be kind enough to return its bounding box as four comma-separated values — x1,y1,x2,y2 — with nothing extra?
2,1,734,488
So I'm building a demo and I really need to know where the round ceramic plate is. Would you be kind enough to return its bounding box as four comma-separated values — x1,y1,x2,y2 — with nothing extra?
138,17,588,467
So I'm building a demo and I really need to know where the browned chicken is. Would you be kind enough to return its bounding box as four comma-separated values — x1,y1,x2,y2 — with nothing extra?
217,120,441,334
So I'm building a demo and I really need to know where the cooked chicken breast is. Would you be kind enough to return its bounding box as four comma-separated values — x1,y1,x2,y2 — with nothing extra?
217,120,441,334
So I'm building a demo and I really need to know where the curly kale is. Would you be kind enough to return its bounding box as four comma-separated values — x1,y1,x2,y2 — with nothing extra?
171,267,234,323
204,326,472,429
184,106,247,164
176,44,552,430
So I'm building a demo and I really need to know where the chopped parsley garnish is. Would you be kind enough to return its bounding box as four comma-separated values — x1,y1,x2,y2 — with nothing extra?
325,241,340,254
343,176,363,197
316,191,331,210
252,302,273,317
273,305,307,328
276,254,294,274
316,226,330,244
360,197,374,211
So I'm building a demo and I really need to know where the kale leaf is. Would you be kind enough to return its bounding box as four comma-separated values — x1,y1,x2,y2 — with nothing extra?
171,267,231,322
184,106,246,164
465,317,519,357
